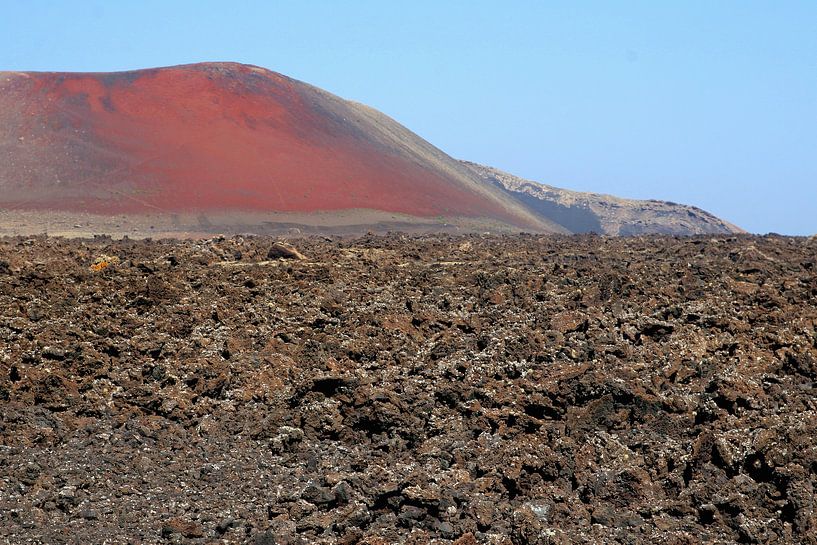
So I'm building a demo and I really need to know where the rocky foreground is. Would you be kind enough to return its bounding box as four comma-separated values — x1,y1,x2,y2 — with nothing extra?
1,234,815,544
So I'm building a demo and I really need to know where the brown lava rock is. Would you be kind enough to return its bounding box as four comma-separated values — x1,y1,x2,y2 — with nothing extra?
0,233,815,544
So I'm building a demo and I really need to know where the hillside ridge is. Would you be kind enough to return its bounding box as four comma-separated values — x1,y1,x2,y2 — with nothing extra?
463,161,744,235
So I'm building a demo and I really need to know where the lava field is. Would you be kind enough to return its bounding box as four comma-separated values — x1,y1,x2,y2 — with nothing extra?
1,234,815,544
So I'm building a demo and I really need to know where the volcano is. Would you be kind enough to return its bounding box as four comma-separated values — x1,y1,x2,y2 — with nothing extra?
0,62,741,236
0,62,551,234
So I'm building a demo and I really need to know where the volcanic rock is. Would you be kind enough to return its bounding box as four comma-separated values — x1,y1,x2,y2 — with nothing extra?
268,242,307,260
2,233,813,544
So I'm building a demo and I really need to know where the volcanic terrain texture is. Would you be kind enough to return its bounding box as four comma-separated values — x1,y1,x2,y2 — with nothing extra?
1,233,816,544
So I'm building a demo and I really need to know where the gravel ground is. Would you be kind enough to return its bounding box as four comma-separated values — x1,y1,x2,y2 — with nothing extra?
1,233,815,544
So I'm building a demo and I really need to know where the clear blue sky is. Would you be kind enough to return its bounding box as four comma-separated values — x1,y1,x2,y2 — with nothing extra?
2,1,815,234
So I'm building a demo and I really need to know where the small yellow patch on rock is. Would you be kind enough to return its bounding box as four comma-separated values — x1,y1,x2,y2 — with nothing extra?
90,255,120,272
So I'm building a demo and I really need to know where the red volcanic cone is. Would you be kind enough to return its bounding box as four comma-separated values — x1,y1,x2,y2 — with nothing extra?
0,62,550,232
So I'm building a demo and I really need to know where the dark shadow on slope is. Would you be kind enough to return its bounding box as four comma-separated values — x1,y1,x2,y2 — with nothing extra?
510,191,603,234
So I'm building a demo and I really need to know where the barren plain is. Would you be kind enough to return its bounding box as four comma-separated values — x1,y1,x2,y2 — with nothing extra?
1,234,815,544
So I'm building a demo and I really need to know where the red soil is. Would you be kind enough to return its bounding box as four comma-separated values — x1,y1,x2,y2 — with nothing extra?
0,63,533,227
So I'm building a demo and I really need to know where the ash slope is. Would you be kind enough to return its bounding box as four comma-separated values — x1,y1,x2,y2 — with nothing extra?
464,162,744,236
0,63,550,233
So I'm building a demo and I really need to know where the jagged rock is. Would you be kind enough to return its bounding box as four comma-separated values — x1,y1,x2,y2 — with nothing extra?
1,234,814,544
267,242,307,260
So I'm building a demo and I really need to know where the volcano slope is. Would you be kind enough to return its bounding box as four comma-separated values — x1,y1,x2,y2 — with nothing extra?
0,62,742,238
0,63,553,235
1,234,816,544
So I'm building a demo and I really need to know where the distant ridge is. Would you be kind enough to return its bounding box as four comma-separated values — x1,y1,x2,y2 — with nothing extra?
463,162,744,236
